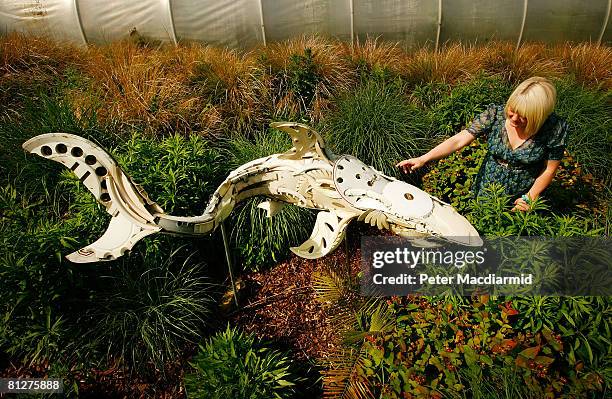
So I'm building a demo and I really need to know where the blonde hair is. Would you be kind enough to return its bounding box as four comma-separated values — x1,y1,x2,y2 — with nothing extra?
505,77,556,136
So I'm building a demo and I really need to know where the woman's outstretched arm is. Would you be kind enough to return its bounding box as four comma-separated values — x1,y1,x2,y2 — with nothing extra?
396,130,476,173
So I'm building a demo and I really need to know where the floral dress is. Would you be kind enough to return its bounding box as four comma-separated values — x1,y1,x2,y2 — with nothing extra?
466,104,569,200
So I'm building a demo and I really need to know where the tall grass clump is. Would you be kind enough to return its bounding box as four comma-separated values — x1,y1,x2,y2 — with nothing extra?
553,43,612,90
0,90,103,181
222,129,315,270
184,325,302,399
82,248,215,375
344,37,405,78
0,34,85,116
554,78,612,186
480,42,565,84
323,78,435,177
182,44,262,133
403,43,485,85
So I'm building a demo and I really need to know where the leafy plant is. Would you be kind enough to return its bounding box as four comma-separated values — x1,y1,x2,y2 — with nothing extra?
0,176,95,367
184,324,302,399
114,132,222,216
422,140,487,212
466,183,603,237
338,295,605,398
287,48,320,107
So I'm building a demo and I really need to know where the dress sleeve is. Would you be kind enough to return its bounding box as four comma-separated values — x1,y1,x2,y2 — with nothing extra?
547,118,569,161
466,104,497,139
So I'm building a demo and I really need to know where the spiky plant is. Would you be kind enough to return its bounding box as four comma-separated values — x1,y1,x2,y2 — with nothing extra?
312,264,395,399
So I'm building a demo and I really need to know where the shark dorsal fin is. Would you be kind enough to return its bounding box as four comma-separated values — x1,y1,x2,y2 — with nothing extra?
271,122,335,162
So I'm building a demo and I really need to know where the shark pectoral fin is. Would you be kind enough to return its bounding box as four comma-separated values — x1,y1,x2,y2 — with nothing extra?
290,211,353,259
66,213,160,263
257,200,285,218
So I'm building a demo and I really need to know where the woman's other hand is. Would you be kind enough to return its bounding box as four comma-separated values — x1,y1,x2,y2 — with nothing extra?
396,156,427,173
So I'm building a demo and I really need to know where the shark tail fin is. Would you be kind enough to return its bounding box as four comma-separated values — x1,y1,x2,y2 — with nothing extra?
23,133,162,263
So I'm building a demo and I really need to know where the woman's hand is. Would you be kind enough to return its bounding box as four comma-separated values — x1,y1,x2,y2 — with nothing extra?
396,156,427,173
395,130,476,174
512,196,531,212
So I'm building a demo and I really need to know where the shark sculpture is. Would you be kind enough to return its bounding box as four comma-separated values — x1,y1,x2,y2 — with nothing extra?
23,122,482,263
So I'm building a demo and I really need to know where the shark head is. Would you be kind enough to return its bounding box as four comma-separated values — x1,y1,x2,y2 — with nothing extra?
334,155,483,247
381,180,483,247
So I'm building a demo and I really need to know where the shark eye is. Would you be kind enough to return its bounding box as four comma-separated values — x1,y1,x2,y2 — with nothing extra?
404,193,414,200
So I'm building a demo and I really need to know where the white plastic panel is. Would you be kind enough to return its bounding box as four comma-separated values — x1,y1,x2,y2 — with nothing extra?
440,0,523,44
353,0,438,48
171,0,262,48
1,0,610,47
261,0,351,42
77,0,174,44
0,0,85,44
523,0,609,43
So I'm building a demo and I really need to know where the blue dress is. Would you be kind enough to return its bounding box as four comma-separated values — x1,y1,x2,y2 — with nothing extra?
467,104,569,200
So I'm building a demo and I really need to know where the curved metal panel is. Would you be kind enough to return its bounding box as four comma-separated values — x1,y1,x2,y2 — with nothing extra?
0,0,85,44
522,0,608,43
261,0,351,42
353,0,438,48
440,0,523,44
77,0,174,44
602,0,612,44
171,0,262,48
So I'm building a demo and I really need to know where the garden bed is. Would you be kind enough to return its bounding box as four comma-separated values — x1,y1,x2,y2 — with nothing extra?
0,34,610,398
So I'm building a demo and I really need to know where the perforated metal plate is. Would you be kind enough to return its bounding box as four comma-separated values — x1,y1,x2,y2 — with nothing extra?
333,155,433,219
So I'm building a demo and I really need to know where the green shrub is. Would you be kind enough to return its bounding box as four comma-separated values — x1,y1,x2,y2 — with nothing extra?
422,140,487,212
323,78,436,177
467,183,602,237
184,325,301,399
426,74,513,135
0,178,92,366
287,48,320,107
510,296,612,376
222,129,315,270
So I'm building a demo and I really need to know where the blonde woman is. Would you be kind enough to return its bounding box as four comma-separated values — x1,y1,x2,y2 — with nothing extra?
397,77,568,212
